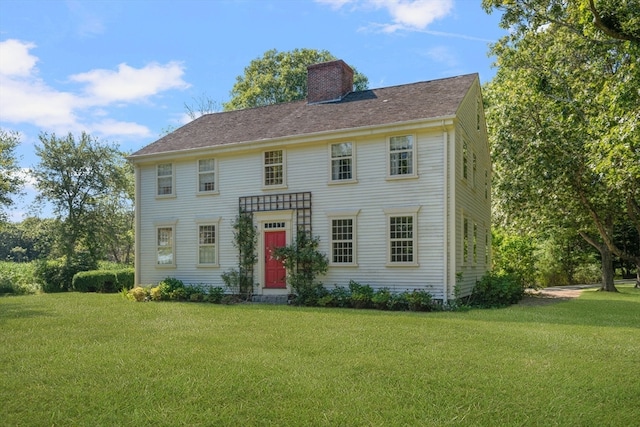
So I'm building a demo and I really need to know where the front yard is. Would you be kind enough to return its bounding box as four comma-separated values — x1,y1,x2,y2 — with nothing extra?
1,286,638,426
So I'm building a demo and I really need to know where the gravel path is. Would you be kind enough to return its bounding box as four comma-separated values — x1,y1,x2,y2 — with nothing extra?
519,284,599,306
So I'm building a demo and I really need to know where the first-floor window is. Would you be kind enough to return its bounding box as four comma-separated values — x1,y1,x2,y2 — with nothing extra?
390,216,414,263
198,224,216,264
331,218,354,264
157,227,174,265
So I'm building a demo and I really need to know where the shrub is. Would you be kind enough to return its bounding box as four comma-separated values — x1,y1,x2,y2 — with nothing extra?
207,286,225,304
72,271,116,292
371,288,392,310
0,261,39,294
273,232,328,306
127,286,148,302
348,280,374,309
406,289,434,312
115,269,134,290
35,252,98,293
388,292,409,311
470,272,524,308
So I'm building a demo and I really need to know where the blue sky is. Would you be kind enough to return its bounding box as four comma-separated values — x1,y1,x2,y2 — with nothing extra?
0,0,506,221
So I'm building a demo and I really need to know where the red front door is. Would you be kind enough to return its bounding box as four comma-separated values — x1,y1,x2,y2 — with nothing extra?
264,231,286,288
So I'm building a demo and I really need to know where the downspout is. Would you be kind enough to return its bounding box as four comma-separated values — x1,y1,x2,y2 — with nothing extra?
441,121,449,305
134,164,141,286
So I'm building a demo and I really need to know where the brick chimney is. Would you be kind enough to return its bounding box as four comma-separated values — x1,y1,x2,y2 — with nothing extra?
307,60,354,104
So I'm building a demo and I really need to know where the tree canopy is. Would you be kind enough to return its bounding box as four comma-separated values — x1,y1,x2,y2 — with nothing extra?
223,48,369,111
32,132,133,264
0,129,25,221
483,0,640,290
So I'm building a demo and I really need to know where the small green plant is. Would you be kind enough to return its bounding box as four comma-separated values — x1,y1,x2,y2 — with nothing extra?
207,286,225,303
348,280,374,309
371,288,392,310
406,289,434,312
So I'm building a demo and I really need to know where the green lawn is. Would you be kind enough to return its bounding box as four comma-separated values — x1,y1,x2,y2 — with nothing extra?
1,286,639,426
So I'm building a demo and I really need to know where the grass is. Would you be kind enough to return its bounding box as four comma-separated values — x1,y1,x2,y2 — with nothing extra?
1,285,639,426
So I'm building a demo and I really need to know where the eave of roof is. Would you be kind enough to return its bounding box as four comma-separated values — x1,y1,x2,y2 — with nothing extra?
129,73,477,160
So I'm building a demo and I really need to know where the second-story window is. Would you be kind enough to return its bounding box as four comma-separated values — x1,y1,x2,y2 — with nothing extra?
157,163,173,196
264,150,284,186
330,142,353,181
389,135,415,177
198,159,216,193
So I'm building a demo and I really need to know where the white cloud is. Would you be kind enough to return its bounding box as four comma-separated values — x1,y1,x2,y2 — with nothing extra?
316,0,454,32
90,119,151,138
70,62,190,104
0,39,39,76
0,39,189,139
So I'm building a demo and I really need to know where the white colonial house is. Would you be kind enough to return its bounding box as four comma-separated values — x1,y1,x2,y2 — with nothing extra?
129,60,491,303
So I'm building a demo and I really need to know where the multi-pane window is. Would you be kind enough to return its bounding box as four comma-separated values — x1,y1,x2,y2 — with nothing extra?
157,227,174,265
389,216,414,263
473,223,478,265
264,150,284,186
485,170,489,199
198,159,215,192
462,141,468,180
331,218,354,264
389,135,414,176
157,163,173,196
463,217,469,263
472,153,477,188
198,225,216,264
330,142,353,181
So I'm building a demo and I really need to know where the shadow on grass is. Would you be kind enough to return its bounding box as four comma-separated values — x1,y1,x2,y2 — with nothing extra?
0,301,53,323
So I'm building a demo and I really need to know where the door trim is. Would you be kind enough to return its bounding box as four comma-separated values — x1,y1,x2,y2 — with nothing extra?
254,210,293,295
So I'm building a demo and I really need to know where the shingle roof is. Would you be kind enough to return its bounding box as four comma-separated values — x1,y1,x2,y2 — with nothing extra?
130,73,477,158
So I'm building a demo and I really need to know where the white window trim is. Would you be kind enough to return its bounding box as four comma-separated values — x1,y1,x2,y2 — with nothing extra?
386,134,418,180
196,158,219,196
262,149,287,190
327,209,360,267
154,218,178,268
383,206,421,267
328,142,358,185
156,163,176,199
195,217,221,268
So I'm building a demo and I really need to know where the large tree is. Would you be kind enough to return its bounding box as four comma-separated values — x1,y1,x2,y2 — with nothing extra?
0,129,25,221
223,48,369,111
483,0,640,290
32,132,132,264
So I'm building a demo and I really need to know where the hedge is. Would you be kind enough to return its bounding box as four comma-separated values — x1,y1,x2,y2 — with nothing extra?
72,269,135,293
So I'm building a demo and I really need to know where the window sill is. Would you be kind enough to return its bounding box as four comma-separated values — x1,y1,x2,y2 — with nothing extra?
262,184,288,191
385,262,419,268
196,191,220,197
327,179,358,185
155,264,177,269
196,264,219,268
385,174,419,181
155,194,177,200
329,263,359,268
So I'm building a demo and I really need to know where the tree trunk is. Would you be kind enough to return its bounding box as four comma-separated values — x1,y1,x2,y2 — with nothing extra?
598,244,618,292
635,268,640,289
